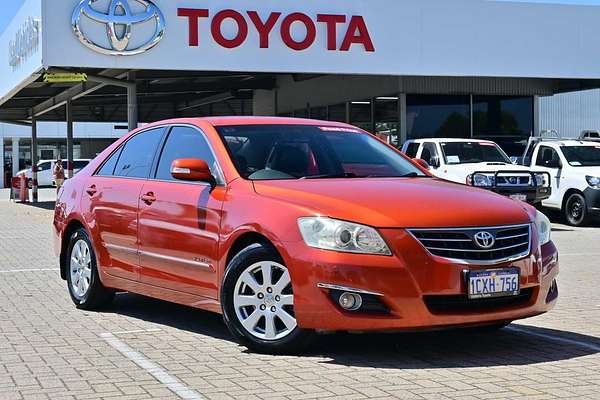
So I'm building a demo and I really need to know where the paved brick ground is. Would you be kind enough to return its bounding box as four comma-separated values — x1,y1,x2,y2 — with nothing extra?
1,200,600,400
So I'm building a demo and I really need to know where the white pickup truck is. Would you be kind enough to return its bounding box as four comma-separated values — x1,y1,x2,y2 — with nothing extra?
401,138,551,205
518,134,600,226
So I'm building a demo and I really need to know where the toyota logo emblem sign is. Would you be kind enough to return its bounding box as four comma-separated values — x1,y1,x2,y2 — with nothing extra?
473,231,495,249
72,0,165,56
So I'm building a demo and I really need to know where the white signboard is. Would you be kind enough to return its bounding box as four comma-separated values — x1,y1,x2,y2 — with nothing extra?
31,0,600,79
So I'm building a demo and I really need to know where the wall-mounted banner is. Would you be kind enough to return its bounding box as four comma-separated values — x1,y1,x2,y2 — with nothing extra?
43,73,88,83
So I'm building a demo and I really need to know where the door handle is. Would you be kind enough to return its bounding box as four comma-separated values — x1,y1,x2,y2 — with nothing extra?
141,192,156,205
86,185,97,196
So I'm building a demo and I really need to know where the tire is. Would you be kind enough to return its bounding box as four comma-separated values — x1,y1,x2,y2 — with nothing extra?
221,243,313,354
66,228,115,310
564,193,589,226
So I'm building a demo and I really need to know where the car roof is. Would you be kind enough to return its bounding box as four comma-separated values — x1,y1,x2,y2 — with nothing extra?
407,138,496,144
538,140,600,147
146,116,357,128
37,159,91,163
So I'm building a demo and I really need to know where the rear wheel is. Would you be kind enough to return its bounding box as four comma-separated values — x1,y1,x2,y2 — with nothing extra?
66,228,115,309
221,243,313,354
564,193,588,226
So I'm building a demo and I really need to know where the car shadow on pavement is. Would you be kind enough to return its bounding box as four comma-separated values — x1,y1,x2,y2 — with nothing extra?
108,293,598,368
313,326,600,368
18,201,56,211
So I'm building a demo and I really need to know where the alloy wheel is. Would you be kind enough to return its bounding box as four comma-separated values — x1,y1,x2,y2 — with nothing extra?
70,239,92,298
233,261,296,341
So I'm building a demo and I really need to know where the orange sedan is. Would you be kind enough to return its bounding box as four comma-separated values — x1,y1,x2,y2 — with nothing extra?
53,117,558,354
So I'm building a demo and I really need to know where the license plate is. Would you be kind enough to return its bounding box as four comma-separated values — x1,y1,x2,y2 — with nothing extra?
468,268,520,299
510,193,527,201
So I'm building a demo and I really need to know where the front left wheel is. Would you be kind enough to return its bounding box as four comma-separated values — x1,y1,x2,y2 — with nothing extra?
221,243,313,354
66,228,115,309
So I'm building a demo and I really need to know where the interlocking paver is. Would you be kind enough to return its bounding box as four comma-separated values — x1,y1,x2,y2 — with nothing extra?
1,199,600,399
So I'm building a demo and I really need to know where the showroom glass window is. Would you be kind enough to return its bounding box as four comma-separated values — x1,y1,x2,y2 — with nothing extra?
155,126,219,181
113,128,164,178
473,96,533,157
350,100,372,132
375,97,400,147
406,95,470,140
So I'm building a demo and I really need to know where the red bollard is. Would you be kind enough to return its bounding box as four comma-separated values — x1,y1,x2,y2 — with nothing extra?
19,173,29,203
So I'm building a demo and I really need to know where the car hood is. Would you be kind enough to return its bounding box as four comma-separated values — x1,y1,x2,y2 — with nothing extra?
253,178,532,228
446,162,532,173
571,166,600,176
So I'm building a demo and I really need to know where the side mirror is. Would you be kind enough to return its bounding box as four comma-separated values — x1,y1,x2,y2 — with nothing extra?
413,158,431,170
509,156,519,165
171,158,215,184
429,155,440,169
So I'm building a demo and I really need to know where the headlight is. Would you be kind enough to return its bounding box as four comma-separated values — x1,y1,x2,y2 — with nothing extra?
534,173,547,187
298,217,391,255
586,175,600,188
468,173,495,187
534,210,551,246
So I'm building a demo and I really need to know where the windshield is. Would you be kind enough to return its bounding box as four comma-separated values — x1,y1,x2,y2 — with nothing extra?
216,125,426,180
561,145,600,167
440,142,511,164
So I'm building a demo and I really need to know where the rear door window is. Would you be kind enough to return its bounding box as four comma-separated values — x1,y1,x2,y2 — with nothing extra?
114,128,165,178
97,149,122,176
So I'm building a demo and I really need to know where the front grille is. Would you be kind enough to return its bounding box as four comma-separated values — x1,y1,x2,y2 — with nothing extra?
424,287,534,314
495,173,532,187
409,224,530,263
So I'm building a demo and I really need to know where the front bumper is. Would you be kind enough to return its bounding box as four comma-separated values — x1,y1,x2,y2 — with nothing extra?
285,230,558,332
490,186,551,205
584,187,600,218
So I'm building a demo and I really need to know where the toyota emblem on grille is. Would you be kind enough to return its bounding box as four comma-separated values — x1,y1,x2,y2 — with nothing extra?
473,231,495,249
72,0,165,56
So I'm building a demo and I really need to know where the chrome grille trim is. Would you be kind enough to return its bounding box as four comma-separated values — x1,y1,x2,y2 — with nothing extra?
408,224,531,265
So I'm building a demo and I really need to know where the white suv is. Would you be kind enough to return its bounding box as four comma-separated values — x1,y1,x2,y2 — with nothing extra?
18,159,91,187
402,138,551,205
520,137,600,226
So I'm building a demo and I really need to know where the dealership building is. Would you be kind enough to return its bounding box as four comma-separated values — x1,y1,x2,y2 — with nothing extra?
2,0,600,193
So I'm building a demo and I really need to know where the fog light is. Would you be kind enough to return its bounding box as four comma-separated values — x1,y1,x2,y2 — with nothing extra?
339,292,362,311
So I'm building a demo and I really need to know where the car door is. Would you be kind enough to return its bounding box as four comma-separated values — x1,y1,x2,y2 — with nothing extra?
37,162,52,186
137,125,225,299
80,127,165,281
534,145,564,206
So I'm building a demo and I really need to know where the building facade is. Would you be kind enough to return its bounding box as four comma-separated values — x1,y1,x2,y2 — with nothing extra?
2,0,600,192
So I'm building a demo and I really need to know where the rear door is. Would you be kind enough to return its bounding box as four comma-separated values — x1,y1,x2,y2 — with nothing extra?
138,125,225,299
80,127,165,281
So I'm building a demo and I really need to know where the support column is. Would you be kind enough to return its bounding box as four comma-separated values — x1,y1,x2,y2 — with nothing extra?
533,95,540,137
127,71,138,131
12,138,19,177
345,101,351,124
399,93,407,145
31,116,38,203
370,98,376,134
66,100,74,179
0,138,4,189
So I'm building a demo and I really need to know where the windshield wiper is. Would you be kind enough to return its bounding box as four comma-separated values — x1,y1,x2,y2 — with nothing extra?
300,172,359,180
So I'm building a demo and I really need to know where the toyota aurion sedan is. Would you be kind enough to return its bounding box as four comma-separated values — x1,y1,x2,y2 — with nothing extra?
53,117,559,354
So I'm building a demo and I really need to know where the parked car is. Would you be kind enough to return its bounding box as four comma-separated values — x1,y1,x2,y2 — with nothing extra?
53,117,558,354
402,138,551,205
520,133,600,226
18,159,91,187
